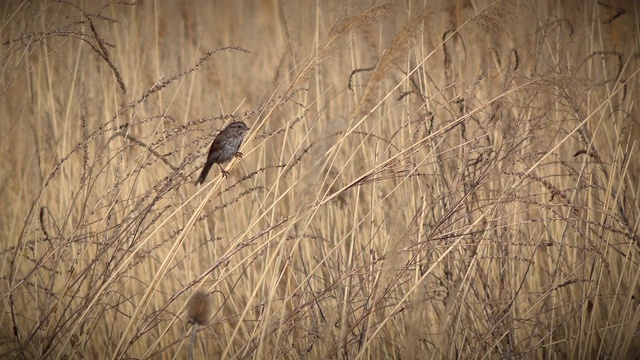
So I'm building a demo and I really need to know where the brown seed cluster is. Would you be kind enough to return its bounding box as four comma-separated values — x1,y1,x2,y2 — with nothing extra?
187,290,212,325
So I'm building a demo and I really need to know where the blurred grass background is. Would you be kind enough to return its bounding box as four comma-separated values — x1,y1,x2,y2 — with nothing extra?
1,0,639,358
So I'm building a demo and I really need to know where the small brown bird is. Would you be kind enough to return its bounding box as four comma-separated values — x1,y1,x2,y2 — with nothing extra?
196,121,250,184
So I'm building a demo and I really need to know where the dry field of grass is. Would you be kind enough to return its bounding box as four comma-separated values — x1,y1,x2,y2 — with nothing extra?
1,0,639,358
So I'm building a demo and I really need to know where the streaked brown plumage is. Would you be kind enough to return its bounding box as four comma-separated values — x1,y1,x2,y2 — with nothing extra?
196,121,250,184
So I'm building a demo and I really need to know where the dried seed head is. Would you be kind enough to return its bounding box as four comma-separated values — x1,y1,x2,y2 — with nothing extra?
187,290,212,325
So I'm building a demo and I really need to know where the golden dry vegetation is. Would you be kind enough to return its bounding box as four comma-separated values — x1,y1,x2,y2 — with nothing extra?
1,0,639,358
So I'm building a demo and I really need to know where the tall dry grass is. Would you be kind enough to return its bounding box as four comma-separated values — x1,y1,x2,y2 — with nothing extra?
1,0,639,359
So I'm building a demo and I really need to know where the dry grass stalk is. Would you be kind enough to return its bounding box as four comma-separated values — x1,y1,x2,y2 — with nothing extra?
293,2,394,88
1,1,639,359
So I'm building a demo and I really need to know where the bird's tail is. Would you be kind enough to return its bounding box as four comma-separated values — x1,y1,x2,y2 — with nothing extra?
196,162,213,185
